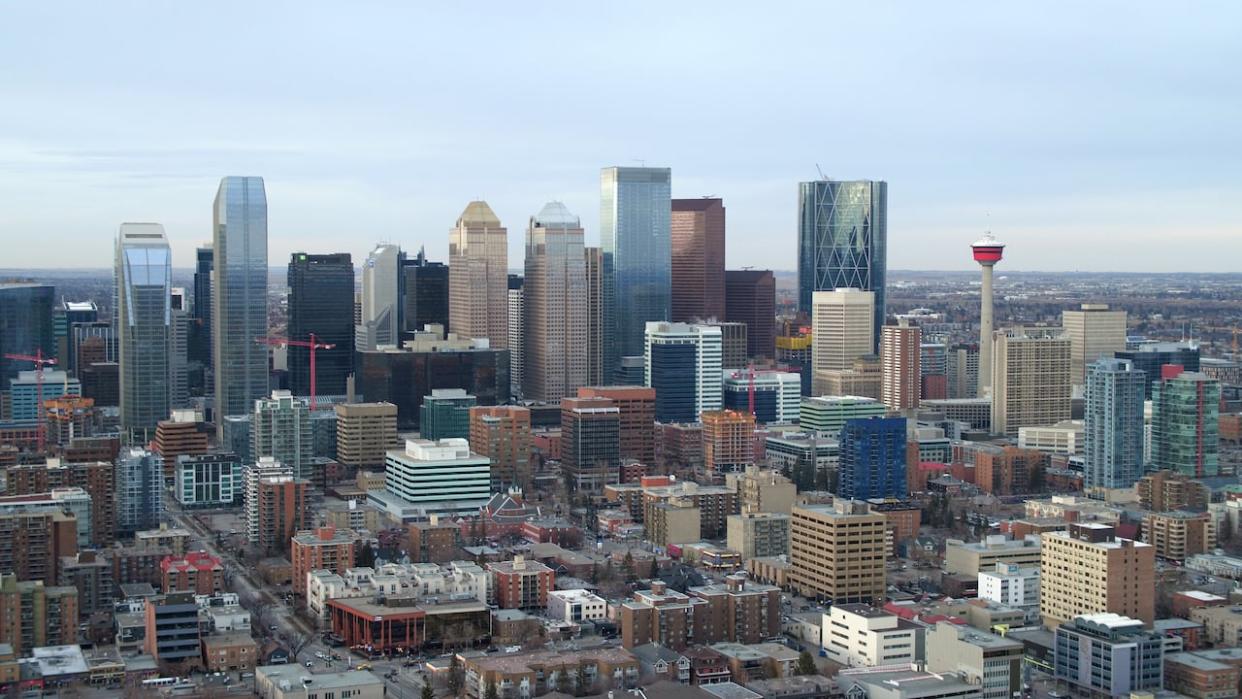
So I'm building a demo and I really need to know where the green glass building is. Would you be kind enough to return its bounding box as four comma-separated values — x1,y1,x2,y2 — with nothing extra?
420,388,477,440
1151,368,1220,477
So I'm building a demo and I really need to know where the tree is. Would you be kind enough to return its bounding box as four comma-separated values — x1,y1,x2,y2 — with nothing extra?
796,650,817,676
485,681,499,699
422,683,435,699
622,552,637,583
288,630,313,663
448,656,464,697
357,543,377,569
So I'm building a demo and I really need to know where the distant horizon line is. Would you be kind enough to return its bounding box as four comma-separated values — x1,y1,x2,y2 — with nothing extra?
3,267,1241,277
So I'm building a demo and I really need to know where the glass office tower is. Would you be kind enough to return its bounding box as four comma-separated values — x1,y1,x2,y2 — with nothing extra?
116,223,172,442
213,176,270,419
797,179,887,351
0,283,55,383
190,246,213,372
287,253,355,397
601,166,671,380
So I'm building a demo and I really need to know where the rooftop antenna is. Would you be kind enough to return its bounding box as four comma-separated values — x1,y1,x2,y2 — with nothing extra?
815,164,827,180
633,159,647,167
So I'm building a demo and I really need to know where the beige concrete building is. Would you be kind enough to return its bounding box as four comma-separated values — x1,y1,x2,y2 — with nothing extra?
880,322,921,412
991,330,1072,437
523,202,588,401
1062,304,1127,385
790,500,886,603
726,466,797,514
944,535,1043,576
1143,511,1215,562
727,512,790,558
1040,522,1154,629
925,622,1023,699
646,499,701,547
449,200,508,349
334,403,399,470
812,289,875,395
814,356,883,401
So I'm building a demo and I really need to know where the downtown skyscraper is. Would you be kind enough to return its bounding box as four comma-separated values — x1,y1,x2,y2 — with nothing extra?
601,166,671,380
116,223,172,442
1083,358,1147,490
212,176,269,419
287,253,355,397
357,243,402,350
449,201,509,348
670,197,725,323
797,179,887,350
523,202,588,402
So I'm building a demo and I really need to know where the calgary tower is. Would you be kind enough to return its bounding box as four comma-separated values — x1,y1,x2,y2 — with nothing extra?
972,233,1005,396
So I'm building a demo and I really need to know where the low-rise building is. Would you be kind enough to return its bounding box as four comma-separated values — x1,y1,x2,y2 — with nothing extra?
835,667,982,699
944,535,1041,576
1053,614,1164,698
821,604,922,668
977,562,1040,610
1144,511,1216,561
461,646,640,698
1191,606,1242,647
290,525,357,598
255,665,385,699
202,631,258,672
727,512,790,559
306,561,488,621
925,622,1023,699
160,552,224,595
546,589,607,624
1164,652,1240,699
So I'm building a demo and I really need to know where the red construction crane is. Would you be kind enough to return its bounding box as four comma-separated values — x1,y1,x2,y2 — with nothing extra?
3,349,57,453
254,333,336,410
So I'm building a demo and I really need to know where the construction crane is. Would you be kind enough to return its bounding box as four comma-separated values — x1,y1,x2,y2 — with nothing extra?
254,333,336,410
3,349,57,453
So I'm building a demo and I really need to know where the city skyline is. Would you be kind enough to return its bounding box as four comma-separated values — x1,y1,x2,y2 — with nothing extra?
2,4,1238,272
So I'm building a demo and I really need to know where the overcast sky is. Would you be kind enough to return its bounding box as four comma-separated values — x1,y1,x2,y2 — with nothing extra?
2,2,1239,272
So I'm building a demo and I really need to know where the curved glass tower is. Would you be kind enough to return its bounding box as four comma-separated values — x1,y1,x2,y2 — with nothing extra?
213,176,269,419
116,223,171,442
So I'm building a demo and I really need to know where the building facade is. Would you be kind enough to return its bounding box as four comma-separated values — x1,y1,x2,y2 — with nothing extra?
357,243,402,350
644,322,723,423
381,439,492,517
1083,358,1147,490
468,406,532,491
725,270,776,360
1151,368,1221,477
523,202,588,401
212,176,269,419
449,201,509,349
991,331,1072,437
252,390,313,480
1040,523,1154,628
790,501,886,603
287,252,354,396
838,417,907,501
115,223,172,442
335,402,399,470
880,322,921,412
670,197,726,323
1062,304,1127,386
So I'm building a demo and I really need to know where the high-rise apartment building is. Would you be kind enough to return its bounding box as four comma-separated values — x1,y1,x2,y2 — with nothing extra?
601,166,672,379
561,397,621,494
1062,304,1127,385
727,512,791,558
523,202,588,401
291,526,357,598
0,574,78,655
5,458,116,546
724,270,776,360
168,287,190,409
334,402,399,470
811,289,875,396
947,343,980,399
1136,470,1209,512
702,410,756,475
920,342,949,400
797,179,887,351
468,406,531,490
670,198,725,323
401,247,449,333
1083,358,1147,490
974,445,1048,496
584,247,605,385
644,322,722,423
449,201,508,348
252,390,313,480
212,176,269,420
243,457,292,544
1151,367,1221,477
1142,511,1215,562
287,253,354,396
880,322,921,411
1040,523,1154,629
115,223,172,442
790,500,887,603
838,417,908,500
0,283,55,385
507,275,523,397
577,386,656,466
420,389,476,441
990,331,1072,437
117,448,164,534
357,244,402,350
251,475,309,555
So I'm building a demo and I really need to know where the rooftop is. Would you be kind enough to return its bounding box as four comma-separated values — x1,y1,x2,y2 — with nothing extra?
1165,652,1232,672
257,665,384,690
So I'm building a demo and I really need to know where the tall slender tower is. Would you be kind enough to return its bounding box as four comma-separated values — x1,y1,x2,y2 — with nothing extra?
357,244,402,350
449,201,508,348
213,176,269,419
523,202,588,401
116,223,172,443
971,234,1005,396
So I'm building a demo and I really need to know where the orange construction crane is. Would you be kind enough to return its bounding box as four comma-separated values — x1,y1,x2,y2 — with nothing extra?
254,333,336,410
4,349,57,453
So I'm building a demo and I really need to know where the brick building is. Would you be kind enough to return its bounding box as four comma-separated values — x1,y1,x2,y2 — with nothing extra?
291,526,358,597
160,552,224,595
488,556,554,610
577,387,656,466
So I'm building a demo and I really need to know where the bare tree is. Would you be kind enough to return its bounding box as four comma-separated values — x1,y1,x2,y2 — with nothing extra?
288,630,314,663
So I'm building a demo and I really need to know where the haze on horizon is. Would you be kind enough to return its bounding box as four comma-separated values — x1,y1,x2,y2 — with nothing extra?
1,2,1239,272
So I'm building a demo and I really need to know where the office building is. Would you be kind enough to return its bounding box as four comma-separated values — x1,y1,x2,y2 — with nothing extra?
702,410,756,475
354,327,510,430
644,321,723,423
174,453,243,508
0,283,55,386
144,592,203,671
252,390,313,480
212,176,269,420
990,331,1072,437
601,166,672,379
947,344,980,399
776,331,813,397
523,202,588,401
919,342,949,400
189,245,213,373
727,512,790,558
800,395,884,435
821,604,920,668
1083,358,1146,490
1151,367,1221,477
798,179,886,351
449,200,509,348
722,370,800,424
508,275,523,396
378,438,492,518
168,287,190,409
560,397,620,494
944,535,1042,576
713,321,749,370
926,622,1023,699
838,417,907,500
1040,523,1154,628
116,448,164,534
1062,304,1127,385
400,247,448,333
880,322,921,411
153,410,210,471
577,386,656,466
584,246,605,385
670,197,725,323
334,402,399,470
255,666,385,699
420,388,476,440
725,270,776,360
115,223,172,442
7,370,80,423
790,500,887,603
1053,614,1164,698
287,252,354,396
468,406,531,490
977,563,1041,610
357,243,402,350
291,526,357,597
1143,511,1215,562
812,288,875,396
1116,342,1200,399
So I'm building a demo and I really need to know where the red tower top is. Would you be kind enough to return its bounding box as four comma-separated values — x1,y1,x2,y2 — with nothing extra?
971,233,1005,264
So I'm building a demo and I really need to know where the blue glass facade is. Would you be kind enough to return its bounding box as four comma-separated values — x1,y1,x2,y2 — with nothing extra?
601,167,671,379
116,224,172,442
1083,358,1146,489
0,283,55,384
213,176,270,418
287,253,355,396
1114,343,1200,399
797,180,887,351
838,416,907,500
724,384,778,424
650,343,696,423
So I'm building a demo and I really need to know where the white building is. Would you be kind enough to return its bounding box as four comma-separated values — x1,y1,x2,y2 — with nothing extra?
644,322,723,421
1018,420,1084,455
811,288,875,396
508,284,524,398
372,438,492,519
547,589,607,624
723,370,802,424
175,453,243,508
357,243,402,350
306,561,490,621
822,603,921,668
978,562,1040,609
